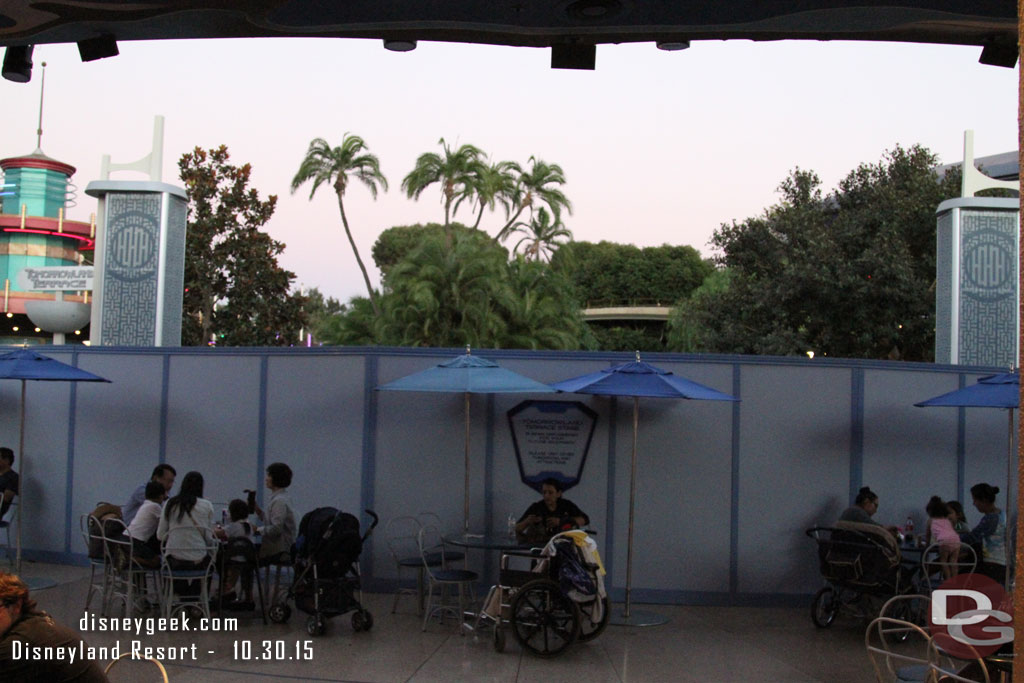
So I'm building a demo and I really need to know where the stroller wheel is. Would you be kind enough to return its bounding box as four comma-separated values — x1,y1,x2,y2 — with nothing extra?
352,609,373,632
811,587,839,628
493,626,506,653
577,596,610,642
307,615,326,636
268,603,291,624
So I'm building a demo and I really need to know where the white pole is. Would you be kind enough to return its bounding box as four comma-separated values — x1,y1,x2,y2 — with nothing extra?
624,396,639,619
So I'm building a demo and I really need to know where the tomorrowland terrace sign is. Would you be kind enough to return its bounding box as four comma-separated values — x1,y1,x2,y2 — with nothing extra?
17,266,94,292
508,400,597,492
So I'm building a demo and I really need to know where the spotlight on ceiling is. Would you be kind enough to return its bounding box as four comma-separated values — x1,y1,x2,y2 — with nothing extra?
656,40,691,51
979,41,1017,68
551,44,596,70
2,45,34,83
78,34,119,62
383,39,417,52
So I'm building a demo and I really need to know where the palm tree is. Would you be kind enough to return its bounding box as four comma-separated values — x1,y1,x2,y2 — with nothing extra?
495,156,573,243
291,135,388,317
454,158,519,231
401,138,484,244
511,207,573,262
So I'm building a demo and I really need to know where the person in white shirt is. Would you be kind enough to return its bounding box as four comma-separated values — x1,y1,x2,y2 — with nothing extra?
157,471,226,595
127,481,166,565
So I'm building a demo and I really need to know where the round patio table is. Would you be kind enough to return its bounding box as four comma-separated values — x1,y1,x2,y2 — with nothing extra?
444,533,542,552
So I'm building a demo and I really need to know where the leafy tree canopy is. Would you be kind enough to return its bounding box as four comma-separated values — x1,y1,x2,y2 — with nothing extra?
550,240,712,307
371,222,489,276
670,144,961,360
320,231,590,350
179,145,306,346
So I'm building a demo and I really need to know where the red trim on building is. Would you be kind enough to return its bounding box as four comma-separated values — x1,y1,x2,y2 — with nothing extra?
0,215,93,239
0,156,77,176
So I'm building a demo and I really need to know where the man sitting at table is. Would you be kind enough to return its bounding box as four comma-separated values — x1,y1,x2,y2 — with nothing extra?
515,478,588,540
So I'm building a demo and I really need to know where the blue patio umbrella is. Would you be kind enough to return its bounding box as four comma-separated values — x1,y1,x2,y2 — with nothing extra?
915,371,1017,588
377,348,555,532
0,349,111,574
551,353,738,625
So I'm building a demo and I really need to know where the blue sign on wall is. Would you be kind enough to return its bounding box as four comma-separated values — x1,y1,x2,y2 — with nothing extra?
507,400,598,492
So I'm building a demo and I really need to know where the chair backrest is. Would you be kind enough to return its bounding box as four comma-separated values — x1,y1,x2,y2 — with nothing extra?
878,594,930,627
103,518,133,572
922,542,979,591
385,515,422,562
417,512,443,531
160,537,217,577
219,537,259,568
417,525,446,577
104,652,169,682
926,632,991,683
864,616,932,682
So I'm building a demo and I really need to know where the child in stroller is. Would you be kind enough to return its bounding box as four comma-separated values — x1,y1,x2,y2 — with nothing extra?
267,507,378,635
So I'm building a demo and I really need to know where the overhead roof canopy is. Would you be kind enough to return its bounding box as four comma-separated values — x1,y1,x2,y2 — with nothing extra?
0,1,1016,53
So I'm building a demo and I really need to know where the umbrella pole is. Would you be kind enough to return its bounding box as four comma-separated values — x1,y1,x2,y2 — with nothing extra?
1007,408,1014,591
464,392,470,534
625,397,639,619
15,379,24,574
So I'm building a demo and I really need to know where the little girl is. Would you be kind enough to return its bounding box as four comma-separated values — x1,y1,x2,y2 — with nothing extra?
925,496,960,579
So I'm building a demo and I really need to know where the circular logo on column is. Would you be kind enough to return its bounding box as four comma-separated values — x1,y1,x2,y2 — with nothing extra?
962,230,1014,302
107,210,158,281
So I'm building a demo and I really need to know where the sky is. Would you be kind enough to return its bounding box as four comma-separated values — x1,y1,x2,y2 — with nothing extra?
0,37,1018,303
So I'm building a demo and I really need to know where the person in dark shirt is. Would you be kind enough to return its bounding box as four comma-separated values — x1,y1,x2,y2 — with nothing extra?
515,478,589,538
0,447,18,521
0,572,109,682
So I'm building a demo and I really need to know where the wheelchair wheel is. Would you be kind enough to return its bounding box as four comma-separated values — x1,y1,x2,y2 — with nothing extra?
509,578,580,657
811,587,839,628
577,596,609,642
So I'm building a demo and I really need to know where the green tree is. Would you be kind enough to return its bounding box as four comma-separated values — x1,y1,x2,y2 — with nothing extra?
371,222,484,276
496,157,573,243
551,241,711,306
687,144,962,360
303,286,345,343
291,134,388,317
511,207,573,261
456,159,518,230
179,145,306,346
401,138,484,243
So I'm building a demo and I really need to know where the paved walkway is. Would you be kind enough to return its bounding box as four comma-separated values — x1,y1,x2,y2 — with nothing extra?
14,562,875,682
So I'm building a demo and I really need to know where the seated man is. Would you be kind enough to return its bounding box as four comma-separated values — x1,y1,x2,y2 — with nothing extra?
515,478,589,540
0,447,18,522
122,464,175,526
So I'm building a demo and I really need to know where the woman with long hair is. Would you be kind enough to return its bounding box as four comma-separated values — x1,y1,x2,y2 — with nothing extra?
157,471,224,592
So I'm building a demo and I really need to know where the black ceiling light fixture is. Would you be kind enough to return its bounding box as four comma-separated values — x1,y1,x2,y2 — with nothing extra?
2,45,33,83
979,40,1017,68
656,40,690,51
551,43,596,70
77,34,119,62
383,39,417,52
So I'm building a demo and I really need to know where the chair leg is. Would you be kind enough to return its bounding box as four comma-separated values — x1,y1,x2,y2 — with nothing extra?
422,579,434,631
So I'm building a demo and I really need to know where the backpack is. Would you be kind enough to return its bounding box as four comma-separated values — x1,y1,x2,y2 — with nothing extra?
86,502,122,560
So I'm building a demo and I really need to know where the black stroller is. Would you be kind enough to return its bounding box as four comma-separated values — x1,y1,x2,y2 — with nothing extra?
806,524,922,628
268,507,379,636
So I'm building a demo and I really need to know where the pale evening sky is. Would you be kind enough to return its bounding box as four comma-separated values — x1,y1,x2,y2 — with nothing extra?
0,37,1017,302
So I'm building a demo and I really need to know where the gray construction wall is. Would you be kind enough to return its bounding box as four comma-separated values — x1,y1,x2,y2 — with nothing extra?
2,346,1011,606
